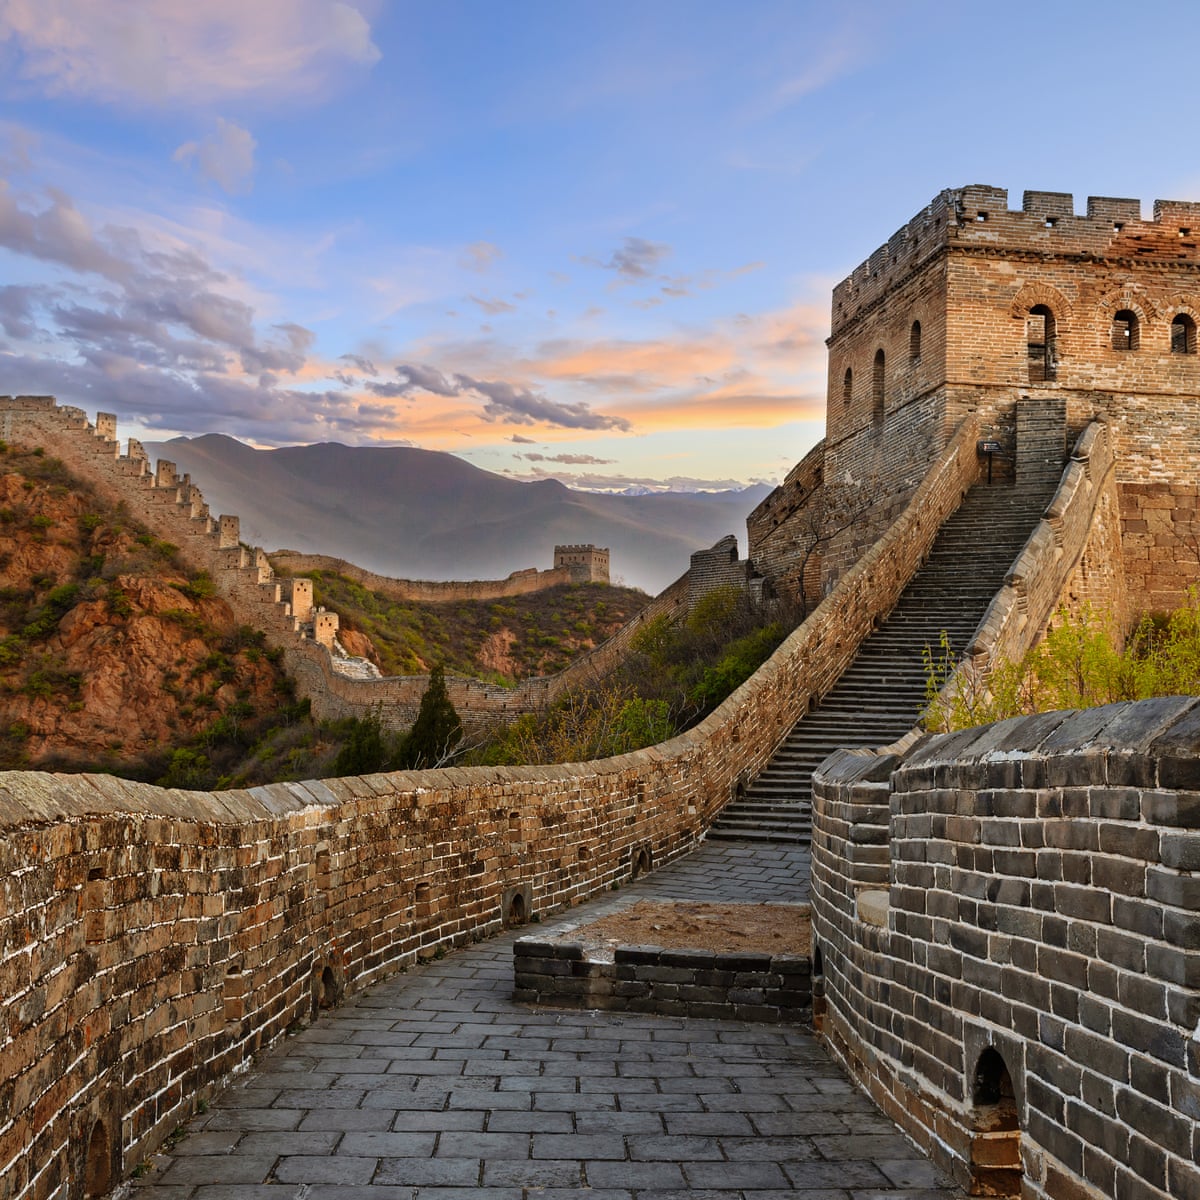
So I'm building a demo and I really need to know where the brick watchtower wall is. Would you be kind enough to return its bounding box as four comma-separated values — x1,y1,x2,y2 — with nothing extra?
817,185,1200,611
553,543,610,584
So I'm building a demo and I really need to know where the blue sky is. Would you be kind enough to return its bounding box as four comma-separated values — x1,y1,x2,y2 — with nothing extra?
0,1,1196,492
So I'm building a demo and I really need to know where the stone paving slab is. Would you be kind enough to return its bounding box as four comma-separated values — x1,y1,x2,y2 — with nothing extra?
131,841,965,1198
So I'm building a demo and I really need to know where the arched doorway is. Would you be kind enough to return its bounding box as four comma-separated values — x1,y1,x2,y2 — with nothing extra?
970,1048,1022,1196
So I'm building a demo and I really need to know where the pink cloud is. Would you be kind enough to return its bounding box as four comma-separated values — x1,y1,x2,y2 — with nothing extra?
0,0,381,106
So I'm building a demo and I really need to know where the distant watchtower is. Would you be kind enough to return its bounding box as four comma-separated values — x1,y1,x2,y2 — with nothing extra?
554,544,610,584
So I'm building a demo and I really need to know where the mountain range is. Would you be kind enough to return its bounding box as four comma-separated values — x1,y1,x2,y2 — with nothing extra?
146,436,772,594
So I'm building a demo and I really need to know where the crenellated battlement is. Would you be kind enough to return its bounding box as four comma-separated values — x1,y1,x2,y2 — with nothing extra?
832,185,1200,337
0,394,334,653
553,542,610,583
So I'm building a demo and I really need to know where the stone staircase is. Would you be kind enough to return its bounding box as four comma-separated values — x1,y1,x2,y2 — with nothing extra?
708,481,1055,845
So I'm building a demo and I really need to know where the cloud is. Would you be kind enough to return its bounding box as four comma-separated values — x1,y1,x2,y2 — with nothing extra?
508,433,536,444
0,283,40,338
519,452,615,465
470,376,630,431
591,236,671,282
393,362,459,397
467,294,516,315
384,362,631,432
0,181,134,282
0,0,380,107
462,241,501,272
337,352,378,375
0,177,345,443
507,466,756,493
364,380,411,398
174,118,257,194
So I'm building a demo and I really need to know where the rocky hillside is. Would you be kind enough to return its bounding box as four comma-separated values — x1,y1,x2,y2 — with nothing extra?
0,444,295,775
301,570,650,680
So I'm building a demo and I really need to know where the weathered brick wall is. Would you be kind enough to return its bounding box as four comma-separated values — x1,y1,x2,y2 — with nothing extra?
747,439,824,558
746,441,826,606
686,535,747,607
1120,482,1200,616
810,698,1200,1200
269,551,577,602
0,409,987,1200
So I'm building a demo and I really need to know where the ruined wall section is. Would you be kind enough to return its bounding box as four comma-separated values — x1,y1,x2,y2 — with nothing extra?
0,397,308,650
811,698,1200,1200
686,535,748,608
269,552,577,601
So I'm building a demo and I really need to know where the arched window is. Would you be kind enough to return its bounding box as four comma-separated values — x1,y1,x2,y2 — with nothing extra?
872,349,885,425
1027,305,1057,382
1171,314,1196,354
1112,309,1139,351
909,320,922,363
842,367,853,405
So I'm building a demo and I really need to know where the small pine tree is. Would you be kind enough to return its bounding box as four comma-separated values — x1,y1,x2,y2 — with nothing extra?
332,710,386,776
400,664,462,768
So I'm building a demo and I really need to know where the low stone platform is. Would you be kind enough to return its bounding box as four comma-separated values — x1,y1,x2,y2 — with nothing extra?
514,938,813,1024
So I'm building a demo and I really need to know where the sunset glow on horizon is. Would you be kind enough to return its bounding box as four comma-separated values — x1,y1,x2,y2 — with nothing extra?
0,1,1193,493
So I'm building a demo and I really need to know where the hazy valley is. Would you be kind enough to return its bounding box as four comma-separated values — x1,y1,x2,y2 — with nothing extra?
148,435,770,594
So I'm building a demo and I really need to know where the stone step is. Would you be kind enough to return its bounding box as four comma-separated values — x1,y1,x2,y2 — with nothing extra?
708,478,1056,847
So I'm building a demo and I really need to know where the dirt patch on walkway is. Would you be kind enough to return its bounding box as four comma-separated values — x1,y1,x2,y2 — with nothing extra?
553,900,810,958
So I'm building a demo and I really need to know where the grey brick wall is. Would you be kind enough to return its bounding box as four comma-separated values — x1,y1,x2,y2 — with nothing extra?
811,698,1200,1200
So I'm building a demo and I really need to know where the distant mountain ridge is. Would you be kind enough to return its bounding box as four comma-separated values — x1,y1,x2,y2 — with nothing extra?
146,435,770,593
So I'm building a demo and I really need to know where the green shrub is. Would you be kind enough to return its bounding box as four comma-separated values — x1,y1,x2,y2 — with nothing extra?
925,590,1200,732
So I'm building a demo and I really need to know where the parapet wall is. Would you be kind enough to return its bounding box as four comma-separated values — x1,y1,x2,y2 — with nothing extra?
2,404,987,1200
269,552,578,602
811,698,1200,1200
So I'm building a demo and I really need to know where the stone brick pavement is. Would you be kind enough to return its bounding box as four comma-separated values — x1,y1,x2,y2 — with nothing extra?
131,840,966,1198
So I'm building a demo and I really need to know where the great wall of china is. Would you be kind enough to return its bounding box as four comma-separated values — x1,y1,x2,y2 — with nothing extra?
3,185,1199,1199
0,395,671,732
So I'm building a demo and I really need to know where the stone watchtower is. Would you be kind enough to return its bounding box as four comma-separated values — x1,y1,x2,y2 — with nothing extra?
553,544,610,584
752,184,1200,616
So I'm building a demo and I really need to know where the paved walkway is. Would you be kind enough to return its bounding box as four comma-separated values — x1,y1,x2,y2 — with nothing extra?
131,840,966,1198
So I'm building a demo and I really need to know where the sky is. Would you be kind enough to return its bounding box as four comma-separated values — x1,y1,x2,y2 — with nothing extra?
0,1,1197,495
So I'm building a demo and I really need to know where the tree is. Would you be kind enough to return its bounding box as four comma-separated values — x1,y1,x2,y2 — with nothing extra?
400,664,462,768
332,710,386,776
